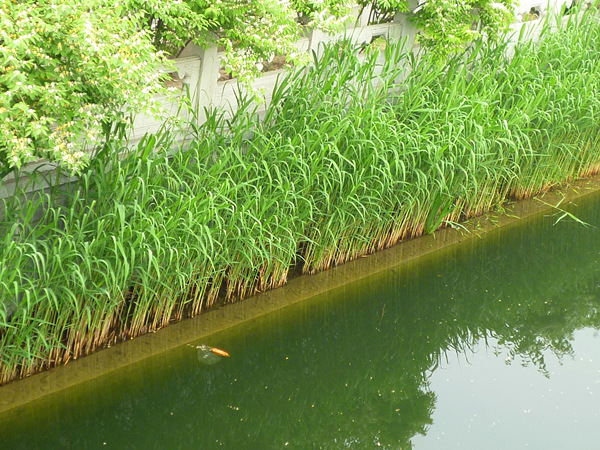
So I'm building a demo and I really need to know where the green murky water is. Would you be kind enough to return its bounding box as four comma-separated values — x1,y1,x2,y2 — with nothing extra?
2,193,600,449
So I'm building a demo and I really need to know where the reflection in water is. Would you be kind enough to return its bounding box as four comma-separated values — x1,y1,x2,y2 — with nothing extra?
414,327,600,449
2,193,600,448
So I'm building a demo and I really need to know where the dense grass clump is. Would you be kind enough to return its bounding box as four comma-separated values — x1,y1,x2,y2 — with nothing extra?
2,12,600,384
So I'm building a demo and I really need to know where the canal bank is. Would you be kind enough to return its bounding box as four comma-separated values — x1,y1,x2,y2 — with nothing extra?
2,174,600,415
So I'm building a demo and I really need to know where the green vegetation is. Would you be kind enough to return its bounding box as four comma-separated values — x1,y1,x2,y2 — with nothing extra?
0,0,515,175
406,0,517,60
2,11,600,385
0,0,347,175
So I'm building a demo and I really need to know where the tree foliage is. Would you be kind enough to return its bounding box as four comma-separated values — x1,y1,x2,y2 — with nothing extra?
409,0,517,60
0,0,167,176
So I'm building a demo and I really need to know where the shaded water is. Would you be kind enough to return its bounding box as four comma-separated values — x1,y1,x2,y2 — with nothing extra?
2,193,600,449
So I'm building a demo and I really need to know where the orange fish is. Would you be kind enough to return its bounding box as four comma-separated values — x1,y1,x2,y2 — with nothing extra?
210,347,230,357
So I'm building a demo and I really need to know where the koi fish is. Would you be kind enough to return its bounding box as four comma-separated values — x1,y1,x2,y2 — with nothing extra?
194,344,230,358
210,347,230,357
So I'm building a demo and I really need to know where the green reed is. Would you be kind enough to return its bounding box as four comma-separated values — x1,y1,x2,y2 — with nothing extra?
2,10,600,384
